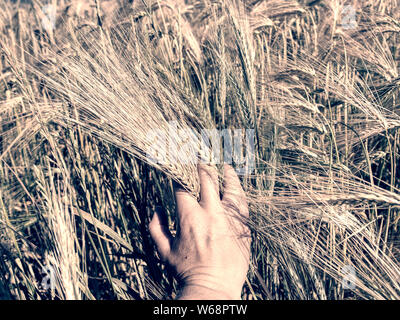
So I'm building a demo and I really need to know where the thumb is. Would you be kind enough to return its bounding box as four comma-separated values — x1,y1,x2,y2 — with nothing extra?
149,207,173,261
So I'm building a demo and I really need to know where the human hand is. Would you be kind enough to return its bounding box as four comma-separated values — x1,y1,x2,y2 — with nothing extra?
149,164,251,300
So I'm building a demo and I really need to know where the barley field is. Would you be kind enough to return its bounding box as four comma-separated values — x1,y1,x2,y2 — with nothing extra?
1,0,400,300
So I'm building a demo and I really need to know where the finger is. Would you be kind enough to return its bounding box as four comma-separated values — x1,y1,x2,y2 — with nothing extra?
149,207,173,261
198,164,220,207
222,164,249,217
173,181,199,218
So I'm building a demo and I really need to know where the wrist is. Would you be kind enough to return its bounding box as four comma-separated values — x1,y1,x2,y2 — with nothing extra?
177,283,241,300
175,266,244,300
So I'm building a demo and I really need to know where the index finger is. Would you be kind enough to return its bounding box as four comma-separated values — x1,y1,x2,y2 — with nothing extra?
198,164,220,208
222,164,248,217
173,181,200,218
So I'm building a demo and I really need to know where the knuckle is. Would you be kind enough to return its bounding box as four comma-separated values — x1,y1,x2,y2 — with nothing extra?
222,196,247,215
